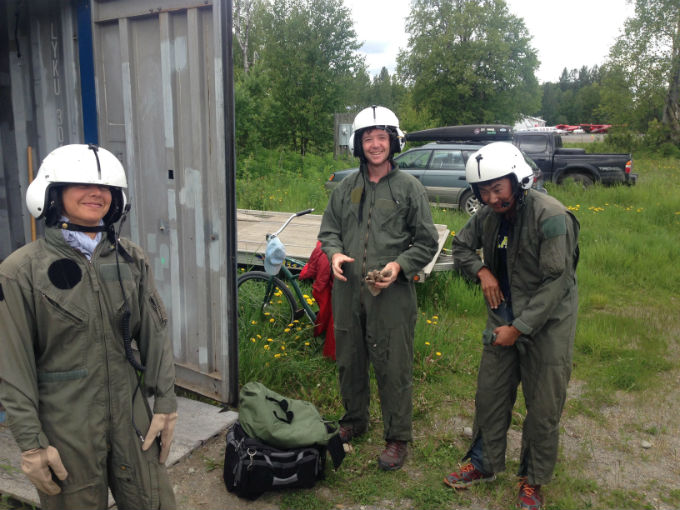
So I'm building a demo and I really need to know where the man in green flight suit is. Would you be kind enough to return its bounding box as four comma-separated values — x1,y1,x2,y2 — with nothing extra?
0,144,177,509
444,142,580,510
319,106,439,471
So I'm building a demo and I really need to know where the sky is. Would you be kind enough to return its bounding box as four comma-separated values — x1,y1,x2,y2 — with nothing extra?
343,0,636,83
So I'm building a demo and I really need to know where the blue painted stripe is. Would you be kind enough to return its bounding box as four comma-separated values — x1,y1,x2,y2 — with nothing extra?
77,0,98,144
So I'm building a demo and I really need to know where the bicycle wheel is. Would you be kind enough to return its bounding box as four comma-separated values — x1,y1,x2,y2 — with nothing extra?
237,271,296,329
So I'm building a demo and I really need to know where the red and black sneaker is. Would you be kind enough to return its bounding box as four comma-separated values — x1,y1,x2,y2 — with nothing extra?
444,462,496,489
517,477,543,510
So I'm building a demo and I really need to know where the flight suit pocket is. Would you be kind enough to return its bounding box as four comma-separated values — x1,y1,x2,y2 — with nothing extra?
375,199,406,238
37,293,88,371
148,290,168,331
111,462,144,505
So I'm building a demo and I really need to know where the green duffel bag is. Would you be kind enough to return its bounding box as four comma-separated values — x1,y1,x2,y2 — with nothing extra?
239,381,340,449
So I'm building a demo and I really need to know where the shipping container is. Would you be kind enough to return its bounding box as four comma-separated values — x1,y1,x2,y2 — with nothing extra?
0,0,238,404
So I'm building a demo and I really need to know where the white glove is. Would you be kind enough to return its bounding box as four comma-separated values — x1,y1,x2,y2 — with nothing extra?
142,412,178,464
21,446,69,495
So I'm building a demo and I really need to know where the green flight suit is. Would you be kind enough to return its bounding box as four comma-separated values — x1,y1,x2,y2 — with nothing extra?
452,189,580,486
319,163,439,441
0,228,177,509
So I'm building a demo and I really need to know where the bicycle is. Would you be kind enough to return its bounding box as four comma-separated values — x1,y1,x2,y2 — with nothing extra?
237,209,318,331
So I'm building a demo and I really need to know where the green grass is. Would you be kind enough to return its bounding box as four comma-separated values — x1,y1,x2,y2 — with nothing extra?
234,151,680,509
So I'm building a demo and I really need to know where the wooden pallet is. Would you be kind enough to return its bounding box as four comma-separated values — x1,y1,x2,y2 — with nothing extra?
237,209,450,280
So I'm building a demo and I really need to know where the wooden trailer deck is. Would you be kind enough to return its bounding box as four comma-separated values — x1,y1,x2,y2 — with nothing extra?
237,209,452,280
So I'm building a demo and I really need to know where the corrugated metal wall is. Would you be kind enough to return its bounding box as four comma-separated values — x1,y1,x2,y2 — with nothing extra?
1,0,237,403
92,0,233,401
1,0,84,259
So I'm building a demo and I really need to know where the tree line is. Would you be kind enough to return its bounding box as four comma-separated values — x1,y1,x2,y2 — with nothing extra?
233,0,680,156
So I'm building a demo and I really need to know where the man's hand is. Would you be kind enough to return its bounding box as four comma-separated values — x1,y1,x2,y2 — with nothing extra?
331,253,355,282
477,267,504,309
492,324,522,347
21,446,68,495
142,412,178,464
373,261,400,289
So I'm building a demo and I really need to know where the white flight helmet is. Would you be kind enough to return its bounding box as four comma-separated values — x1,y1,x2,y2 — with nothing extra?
465,142,534,196
349,105,405,159
26,144,128,225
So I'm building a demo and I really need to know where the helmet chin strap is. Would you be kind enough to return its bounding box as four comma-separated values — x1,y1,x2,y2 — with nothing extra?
54,221,109,233
53,203,131,235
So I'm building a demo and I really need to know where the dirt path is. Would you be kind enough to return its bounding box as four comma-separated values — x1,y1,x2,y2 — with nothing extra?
167,371,680,510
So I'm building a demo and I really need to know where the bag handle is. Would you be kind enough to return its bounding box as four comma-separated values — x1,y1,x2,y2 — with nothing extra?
266,396,294,424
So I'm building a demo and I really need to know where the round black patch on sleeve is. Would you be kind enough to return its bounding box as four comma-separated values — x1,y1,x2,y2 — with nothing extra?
48,259,82,290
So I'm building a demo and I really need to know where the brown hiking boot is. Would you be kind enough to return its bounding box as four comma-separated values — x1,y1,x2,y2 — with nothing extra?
378,440,408,471
517,477,543,509
338,424,364,443
444,462,496,489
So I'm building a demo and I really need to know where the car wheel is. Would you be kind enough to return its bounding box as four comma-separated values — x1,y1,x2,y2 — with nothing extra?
460,190,481,216
559,172,594,187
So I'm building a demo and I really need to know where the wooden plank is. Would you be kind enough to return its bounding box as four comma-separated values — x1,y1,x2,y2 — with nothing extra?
237,209,450,280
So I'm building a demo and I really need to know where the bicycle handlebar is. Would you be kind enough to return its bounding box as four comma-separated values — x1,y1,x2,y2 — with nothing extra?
295,208,314,217
268,209,315,239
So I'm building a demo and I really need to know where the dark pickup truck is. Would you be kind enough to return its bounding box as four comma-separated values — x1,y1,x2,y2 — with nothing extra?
512,131,637,186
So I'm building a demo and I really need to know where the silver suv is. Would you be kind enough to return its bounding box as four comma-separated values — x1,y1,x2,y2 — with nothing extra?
325,141,544,216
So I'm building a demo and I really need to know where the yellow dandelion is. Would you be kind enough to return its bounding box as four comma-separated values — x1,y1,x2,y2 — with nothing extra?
305,342,310,346
269,318,275,323
425,341,431,346
303,294,310,299
281,346,285,351
426,319,432,324
256,334,262,339
274,353,281,358
436,352,442,356
264,345,270,350
433,315,439,320
284,328,290,333
250,337,256,343
251,320,257,325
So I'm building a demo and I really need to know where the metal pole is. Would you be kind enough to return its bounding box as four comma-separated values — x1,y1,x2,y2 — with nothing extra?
27,147,37,241
221,0,239,407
